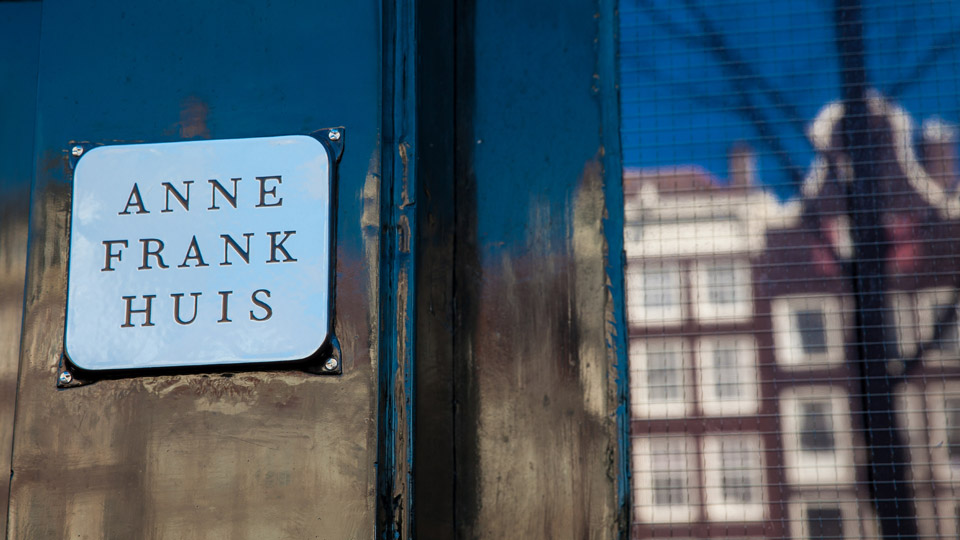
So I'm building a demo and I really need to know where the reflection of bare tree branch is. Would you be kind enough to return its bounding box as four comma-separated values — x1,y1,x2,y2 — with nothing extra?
889,27,960,98
681,0,809,138
637,0,807,186
680,2,808,186
891,14,916,64
633,55,740,111
903,287,960,378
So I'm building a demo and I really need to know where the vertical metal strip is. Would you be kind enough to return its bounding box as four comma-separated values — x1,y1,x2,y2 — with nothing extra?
597,1,631,536
412,0,456,536
378,0,417,537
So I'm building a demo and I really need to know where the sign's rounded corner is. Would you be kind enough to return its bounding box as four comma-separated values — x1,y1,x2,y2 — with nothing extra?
307,127,345,163
67,142,105,172
61,344,93,373
300,331,340,375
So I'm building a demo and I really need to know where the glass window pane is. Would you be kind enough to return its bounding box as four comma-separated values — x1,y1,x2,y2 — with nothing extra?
651,440,689,506
799,401,835,453
707,262,739,305
935,304,960,352
713,347,743,400
806,506,844,540
946,398,960,465
647,350,682,402
718,439,760,504
796,310,828,355
644,268,677,308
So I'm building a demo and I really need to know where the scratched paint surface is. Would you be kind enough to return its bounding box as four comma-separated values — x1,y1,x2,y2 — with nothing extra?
9,1,381,538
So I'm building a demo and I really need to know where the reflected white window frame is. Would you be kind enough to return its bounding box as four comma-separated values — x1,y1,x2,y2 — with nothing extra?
916,287,960,367
925,380,960,483
631,436,699,524
695,335,760,416
625,260,684,327
701,433,766,522
894,382,930,483
936,498,960,540
890,291,918,359
772,295,846,369
789,496,870,540
691,258,753,322
780,386,856,485
629,338,692,419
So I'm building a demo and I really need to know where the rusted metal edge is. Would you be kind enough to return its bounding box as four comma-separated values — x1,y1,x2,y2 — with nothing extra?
377,0,417,538
596,0,632,536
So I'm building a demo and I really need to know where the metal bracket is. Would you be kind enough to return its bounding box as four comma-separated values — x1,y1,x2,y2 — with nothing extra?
66,142,97,170
56,354,94,389
311,127,345,163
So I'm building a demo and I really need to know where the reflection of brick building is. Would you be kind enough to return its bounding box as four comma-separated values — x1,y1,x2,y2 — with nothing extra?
625,95,960,539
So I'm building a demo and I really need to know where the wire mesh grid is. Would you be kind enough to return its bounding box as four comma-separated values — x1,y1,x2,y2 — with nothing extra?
619,1,960,538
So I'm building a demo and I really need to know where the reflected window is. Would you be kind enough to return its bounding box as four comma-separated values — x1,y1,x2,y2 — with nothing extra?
707,262,740,305
630,339,690,418
772,296,845,368
955,505,960,538
799,400,836,453
805,505,844,540
915,289,960,365
955,505,960,540
703,434,765,521
644,266,681,308
693,259,752,321
796,310,829,355
626,262,684,326
713,347,743,400
780,387,855,485
632,436,698,523
929,383,960,483
650,438,692,507
933,303,960,352
719,441,758,504
946,398,960,466
697,335,759,416
647,347,684,403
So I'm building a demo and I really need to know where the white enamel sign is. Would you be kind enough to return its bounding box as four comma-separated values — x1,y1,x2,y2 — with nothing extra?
65,135,333,371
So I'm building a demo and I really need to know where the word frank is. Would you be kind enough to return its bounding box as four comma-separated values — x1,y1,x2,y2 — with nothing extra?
101,232,297,271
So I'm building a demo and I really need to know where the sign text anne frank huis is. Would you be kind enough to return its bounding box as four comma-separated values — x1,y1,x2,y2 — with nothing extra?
65,135,333,371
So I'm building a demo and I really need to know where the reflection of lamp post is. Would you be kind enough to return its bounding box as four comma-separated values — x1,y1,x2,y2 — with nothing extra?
835,0,919,538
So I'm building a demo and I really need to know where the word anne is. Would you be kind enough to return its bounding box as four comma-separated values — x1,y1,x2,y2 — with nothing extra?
120,175,284,215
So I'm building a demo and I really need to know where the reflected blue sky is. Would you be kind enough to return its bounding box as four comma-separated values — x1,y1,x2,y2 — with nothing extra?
0,3,41,193
620,0,960,199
